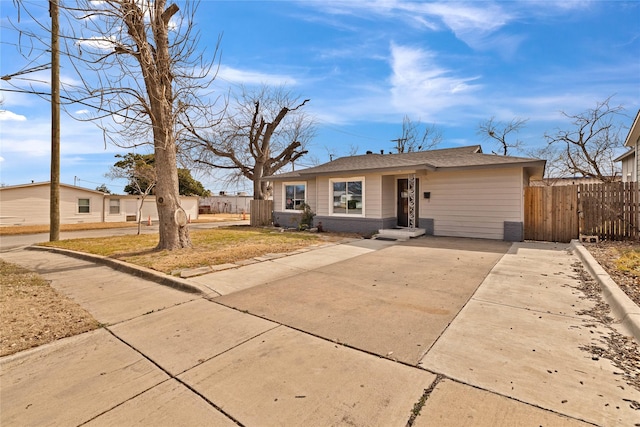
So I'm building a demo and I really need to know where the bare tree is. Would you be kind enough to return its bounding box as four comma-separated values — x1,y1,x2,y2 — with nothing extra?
477,117,528,155
392,115,442,153
106,153,156,234
525,144,567,185
8,0,221,249
545,96,625,182
185,85,315,200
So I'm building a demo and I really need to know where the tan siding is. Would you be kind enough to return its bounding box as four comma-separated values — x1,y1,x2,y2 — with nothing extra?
364,174,382,218
316,177,330,216
306,178,317,212
381,175,396,217
421,168,523,240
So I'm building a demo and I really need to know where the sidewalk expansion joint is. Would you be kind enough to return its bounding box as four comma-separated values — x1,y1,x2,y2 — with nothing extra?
101,327,248,427
405,374,443,426
209,299,431,372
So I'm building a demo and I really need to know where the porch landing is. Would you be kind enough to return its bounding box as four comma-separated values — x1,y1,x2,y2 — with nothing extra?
374,228,426,240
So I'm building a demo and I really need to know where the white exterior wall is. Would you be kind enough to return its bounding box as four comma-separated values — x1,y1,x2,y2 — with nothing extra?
1,184,51,225
104,196,199,223
199,195,252,214
621,154,636,182
420,168,523,240
0,184,198,226
0,184,105,226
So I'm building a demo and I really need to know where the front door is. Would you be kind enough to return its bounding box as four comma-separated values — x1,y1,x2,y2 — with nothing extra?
397,178,419,227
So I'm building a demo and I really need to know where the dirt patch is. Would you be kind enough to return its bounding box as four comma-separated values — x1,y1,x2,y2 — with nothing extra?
0,260,100,357
584,241,640,306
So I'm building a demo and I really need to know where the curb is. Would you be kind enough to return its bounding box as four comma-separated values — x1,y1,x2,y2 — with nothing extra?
570,239,640,343
26,245,205,295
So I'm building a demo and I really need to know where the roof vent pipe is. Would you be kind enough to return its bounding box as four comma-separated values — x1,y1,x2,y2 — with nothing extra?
380,150,384,154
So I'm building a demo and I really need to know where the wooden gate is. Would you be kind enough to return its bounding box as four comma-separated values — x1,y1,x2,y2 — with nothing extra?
250,199,273,226
524,186,579,243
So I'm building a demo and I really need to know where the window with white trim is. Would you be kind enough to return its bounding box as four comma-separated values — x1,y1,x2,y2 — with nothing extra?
109,199,120,214
284,183,306,210
78,198,90,214
331,178,363,215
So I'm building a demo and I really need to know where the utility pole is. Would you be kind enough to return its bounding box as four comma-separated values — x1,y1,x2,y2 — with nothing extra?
50,0,60,241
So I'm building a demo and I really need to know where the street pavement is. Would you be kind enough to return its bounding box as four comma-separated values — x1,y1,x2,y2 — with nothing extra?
1,236,639,426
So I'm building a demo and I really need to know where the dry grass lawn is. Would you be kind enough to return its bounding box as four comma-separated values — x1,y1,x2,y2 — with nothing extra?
39,226,348,274
0,260,99,357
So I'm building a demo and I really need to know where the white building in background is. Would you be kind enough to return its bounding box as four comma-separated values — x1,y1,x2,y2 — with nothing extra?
0,182,199,226
199,192,252,214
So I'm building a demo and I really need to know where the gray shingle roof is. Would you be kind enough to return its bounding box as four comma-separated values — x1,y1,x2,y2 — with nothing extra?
268,145,545,180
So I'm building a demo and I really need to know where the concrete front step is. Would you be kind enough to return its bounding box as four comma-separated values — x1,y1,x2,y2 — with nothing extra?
375,228,426,240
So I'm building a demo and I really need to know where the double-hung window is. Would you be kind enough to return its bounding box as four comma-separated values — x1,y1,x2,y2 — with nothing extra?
331,178,363,215
284,183,306,210
78,198,90,214
109,199,120,214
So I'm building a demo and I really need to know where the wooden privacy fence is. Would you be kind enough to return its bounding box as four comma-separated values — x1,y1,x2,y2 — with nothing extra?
524,186,578,243
524,182,639,242
579,182,639,241
250,199,273,226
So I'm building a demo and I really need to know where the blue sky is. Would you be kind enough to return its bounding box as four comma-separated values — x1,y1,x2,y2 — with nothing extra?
1,0,639,194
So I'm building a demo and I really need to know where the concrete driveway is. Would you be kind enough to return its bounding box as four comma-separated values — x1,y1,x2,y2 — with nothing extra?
214,237,510,365
2,236,638,426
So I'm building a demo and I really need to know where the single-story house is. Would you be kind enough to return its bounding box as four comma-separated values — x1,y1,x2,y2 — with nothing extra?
0,182,199,226
616,109,639,183
266,145,546,241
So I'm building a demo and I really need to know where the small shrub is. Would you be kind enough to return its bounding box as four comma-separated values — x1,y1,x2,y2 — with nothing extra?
299,203,315,230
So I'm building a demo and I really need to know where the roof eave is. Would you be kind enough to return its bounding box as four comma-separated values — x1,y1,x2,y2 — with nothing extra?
614,148,635,162
433,160,545,173
624,110,640,148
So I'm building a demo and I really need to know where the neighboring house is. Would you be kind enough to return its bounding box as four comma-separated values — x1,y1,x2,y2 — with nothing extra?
530,176,620,187
199,193,252,214
0,182,199,226
616,109,639,183
266,145,545,241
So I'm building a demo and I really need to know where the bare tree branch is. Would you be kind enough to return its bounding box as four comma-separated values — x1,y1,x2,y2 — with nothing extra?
477,116,528,155
392,115,443,153
184,85,315,199
545,96,624,182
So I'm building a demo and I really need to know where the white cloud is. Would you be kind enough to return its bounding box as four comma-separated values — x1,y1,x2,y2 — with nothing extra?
76,35,117,52
388,43,482,118
216,65,298,86
0,110,27,121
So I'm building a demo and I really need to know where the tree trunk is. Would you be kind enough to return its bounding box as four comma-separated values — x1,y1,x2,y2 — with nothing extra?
154,137,191,250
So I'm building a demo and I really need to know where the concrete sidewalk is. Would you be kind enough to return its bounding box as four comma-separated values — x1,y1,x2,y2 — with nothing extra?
1,238,639,426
